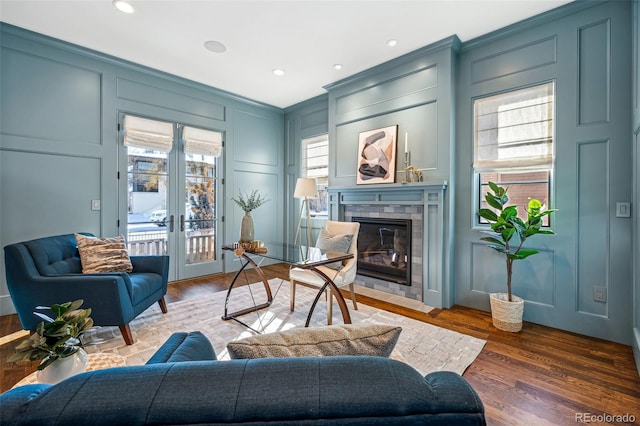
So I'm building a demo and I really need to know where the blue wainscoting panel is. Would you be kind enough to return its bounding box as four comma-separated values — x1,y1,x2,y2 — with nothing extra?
0,150,101,242
231,170,280,246
234,110,279,167
577,140,609,317
1,47,101,145
116,78,226,122
470,243,556,307
578,20,611,125
334,102,438,181
470,36,557,84
335,65,438,123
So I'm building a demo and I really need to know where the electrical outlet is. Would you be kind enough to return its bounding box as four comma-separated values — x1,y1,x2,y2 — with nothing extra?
593,286,607,303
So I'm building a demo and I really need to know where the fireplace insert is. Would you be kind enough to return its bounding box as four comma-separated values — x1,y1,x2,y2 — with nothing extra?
352,217,411,285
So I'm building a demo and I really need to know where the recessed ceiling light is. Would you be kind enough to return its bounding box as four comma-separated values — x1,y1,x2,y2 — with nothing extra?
112,0,134,14
333,64,343,70
204,40,227,53
387,39,398,47
273,69,285,76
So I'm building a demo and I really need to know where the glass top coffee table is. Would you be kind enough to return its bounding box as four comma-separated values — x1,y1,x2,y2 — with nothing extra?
221,243,353,333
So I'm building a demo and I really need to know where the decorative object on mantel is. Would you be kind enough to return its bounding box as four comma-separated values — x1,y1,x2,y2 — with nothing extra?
231,189,269,242
477,182,557,332
401,132,423,183
9,299,94,384
357,125,397,185
293,177,318,254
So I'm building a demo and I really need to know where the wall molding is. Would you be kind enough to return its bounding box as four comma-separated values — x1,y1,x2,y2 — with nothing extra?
0,23,281,112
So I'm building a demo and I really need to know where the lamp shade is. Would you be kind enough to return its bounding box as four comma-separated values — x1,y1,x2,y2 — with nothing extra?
294,177,318,199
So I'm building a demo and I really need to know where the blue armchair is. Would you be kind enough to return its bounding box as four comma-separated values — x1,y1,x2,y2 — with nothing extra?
4,233,169,345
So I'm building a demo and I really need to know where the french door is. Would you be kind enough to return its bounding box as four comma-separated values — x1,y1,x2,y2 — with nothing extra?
120,114,223,281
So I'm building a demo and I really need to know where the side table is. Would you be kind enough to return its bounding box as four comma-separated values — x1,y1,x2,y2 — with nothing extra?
12,352,126,389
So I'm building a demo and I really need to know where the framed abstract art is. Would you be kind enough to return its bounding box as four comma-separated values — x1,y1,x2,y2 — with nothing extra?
356,125,398,185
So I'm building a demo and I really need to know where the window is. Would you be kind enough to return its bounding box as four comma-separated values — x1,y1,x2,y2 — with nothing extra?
473,82,554,225
124,115,172,195
301,134,329,216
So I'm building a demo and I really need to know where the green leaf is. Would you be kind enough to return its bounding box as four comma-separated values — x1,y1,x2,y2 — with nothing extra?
514,249,539,260
485,194,503,210
487,245,509,254
478,208,498,222
480,236,506,246
538,209,557,217
502,206,518,220
501,228,515,242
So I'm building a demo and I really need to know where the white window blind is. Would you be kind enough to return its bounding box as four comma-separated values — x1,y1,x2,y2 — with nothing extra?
183,126,222,157
302,134,329,216
123,115,174,152
303,135,328,179
474,82,554,172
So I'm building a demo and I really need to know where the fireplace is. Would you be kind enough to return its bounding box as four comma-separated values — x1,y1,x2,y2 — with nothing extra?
352,217,411,285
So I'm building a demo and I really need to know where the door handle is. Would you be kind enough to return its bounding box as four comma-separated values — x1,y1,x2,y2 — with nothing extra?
180,214,185,232
169,215,174,232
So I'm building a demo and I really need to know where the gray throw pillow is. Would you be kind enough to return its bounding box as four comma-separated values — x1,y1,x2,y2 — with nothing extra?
315,227,353,270
226,324,402,359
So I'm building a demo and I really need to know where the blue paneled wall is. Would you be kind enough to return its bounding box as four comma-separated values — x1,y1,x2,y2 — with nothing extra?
454,0,632,344
1,1,638,352
0,24,283,315
631,0,640,371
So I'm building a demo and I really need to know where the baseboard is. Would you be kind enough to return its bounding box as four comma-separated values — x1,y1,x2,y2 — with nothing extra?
0,294,16,317
633,327,640,378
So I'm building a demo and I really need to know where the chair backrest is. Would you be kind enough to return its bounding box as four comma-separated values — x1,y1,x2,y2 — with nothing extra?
324,220,360,273
21,233,90,276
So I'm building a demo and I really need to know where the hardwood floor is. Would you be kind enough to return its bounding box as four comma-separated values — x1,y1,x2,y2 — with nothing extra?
2,263,639,425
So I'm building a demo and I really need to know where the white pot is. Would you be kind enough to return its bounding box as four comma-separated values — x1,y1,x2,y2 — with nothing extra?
489,293,524,332
36,348,88,384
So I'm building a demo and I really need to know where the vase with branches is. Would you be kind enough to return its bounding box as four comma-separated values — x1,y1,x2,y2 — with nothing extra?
231,189,269,242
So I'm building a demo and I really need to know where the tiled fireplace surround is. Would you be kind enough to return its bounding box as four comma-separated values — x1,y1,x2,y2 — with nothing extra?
328,182,447,306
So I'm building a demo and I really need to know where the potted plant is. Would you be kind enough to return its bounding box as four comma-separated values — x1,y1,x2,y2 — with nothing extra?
231,189,269,242
10,299,94,383
477,182,557,332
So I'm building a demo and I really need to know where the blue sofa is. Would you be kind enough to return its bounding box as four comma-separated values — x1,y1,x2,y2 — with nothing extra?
3,233,169,345
0,332,486,425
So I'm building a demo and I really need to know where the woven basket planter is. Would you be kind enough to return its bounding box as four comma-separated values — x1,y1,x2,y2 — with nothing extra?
489,293,524,332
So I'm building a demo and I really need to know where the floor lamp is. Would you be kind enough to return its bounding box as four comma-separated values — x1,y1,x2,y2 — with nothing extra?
293,177,318,254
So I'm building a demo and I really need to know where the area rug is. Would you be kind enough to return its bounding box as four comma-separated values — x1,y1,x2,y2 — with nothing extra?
84,279,486,376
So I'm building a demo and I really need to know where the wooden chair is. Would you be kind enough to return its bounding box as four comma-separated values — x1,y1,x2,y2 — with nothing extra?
289,220,360,325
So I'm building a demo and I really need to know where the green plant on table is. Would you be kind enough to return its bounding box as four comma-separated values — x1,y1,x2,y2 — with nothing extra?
477,182,557,302
9,299,94,370
231,189,269,213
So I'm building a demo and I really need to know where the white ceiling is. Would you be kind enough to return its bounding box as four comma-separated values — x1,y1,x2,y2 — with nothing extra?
0,0,573,109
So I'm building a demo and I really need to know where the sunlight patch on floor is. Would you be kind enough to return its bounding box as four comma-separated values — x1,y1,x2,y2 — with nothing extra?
0,330,29,347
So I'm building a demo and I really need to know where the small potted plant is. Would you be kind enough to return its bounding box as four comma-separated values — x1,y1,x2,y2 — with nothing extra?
10,299,94,383
231,189,269,242
477,182,557,332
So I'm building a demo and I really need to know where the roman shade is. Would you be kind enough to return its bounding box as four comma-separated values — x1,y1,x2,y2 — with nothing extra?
183,126,222,157
473,82,554,172
123,115,174,152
